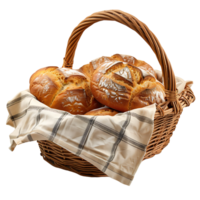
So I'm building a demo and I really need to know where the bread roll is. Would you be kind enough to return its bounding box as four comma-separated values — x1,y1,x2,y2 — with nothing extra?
90,59,165,111
85,107,119,116
29,66,102,114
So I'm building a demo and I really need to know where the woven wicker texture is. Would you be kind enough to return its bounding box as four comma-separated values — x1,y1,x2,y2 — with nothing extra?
37,10,195,177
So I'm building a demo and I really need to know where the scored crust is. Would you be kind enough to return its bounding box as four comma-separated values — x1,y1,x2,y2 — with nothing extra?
90,59,165,111
78,54,157,81
30,67,102,114
111,54,157,79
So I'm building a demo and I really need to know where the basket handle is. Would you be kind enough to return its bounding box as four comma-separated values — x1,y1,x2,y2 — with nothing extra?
62,10,181,113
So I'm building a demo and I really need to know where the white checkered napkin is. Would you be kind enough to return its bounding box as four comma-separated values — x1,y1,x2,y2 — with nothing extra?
6,90,156,186
6,71,191,185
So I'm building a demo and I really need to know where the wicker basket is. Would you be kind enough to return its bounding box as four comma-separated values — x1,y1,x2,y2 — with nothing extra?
37,10,195,177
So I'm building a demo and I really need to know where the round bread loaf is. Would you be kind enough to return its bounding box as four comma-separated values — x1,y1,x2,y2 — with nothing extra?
90,59,165,111
29,66,102,114
85,107,119,116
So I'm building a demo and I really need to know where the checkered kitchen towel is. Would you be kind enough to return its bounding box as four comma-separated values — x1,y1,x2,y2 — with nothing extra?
6,71,190,186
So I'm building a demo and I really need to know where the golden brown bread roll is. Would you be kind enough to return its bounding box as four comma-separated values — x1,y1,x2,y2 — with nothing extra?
85,107,119,116
29,66,102,114
90,59,165,111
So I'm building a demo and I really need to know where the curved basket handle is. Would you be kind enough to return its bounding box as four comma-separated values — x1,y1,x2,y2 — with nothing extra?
62,10,181,113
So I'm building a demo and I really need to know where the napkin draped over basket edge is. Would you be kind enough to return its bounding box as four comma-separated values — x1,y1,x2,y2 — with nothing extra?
6,71,192,186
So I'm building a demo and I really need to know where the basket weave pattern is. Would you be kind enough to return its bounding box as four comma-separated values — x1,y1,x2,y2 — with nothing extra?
37,10,195,177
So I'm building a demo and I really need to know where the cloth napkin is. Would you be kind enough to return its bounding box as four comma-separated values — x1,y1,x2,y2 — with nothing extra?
6,71,190,186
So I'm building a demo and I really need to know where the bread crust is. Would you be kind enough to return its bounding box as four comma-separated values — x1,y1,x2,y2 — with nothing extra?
90,57,165,111
34,54,164,113
111,54,157,79
85,107,119,116
29,67,102,114
78,54,157,81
